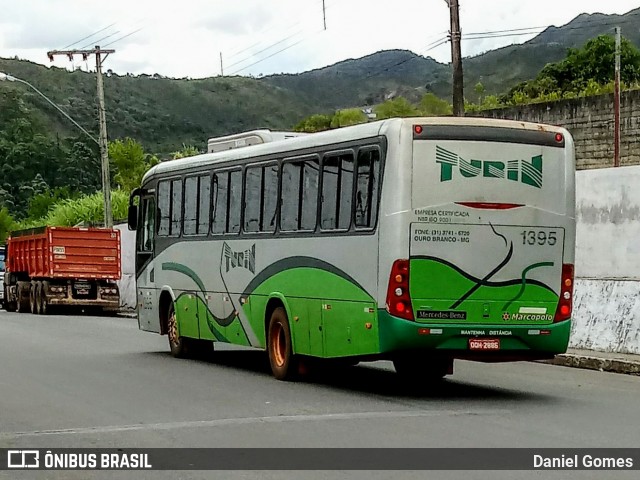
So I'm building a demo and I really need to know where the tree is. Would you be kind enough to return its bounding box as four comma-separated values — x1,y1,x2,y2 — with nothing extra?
374,97,419,119
330,109,368,128
293,114,332,133
501,34,640,104
0,207,16,242
109,138,159,191
419,93,452,116
26,187,76,222
171,144,200,160
474,82,486,102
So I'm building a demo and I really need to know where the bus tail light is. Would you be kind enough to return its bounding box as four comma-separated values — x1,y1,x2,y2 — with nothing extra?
554,264,574,322
386,259,414,321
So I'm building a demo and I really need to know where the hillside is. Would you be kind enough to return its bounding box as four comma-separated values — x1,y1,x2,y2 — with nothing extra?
263,7,640,106
262,50,448,109
1,7,640,152
0,57,314,153
462,7,640,96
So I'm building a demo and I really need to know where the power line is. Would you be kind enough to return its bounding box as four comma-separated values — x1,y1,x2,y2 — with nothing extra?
465,25,549,36
463,15,639,43
61,23,117,50
225,29,307,71
228,29,326,76
103,28,144,48
225,0,331,59
80,30,122,51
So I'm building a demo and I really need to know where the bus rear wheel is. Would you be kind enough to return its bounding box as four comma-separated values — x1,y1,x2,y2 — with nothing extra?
267,307,298,381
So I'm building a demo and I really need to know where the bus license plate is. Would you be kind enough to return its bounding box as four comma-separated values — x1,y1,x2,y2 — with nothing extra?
469,338,500,350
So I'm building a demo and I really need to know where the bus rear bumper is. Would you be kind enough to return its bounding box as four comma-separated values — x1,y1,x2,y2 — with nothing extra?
378,310,571,361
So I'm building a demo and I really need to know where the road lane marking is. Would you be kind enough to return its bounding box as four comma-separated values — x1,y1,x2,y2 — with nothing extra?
0,409,510,438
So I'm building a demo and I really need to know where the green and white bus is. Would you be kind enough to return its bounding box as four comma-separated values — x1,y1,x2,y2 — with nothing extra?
128,117,575,381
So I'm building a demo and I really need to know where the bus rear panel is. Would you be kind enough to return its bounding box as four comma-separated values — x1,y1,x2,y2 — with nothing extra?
379,121,575,362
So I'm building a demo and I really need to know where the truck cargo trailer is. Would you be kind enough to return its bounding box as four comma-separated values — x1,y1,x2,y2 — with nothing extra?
2,226,121,314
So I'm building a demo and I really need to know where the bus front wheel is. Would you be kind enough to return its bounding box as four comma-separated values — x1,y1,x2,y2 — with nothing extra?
267,307,299,381
167,302,187,358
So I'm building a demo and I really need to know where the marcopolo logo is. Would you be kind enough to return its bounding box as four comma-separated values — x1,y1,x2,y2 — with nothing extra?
223,243,256,274
436,145,543,189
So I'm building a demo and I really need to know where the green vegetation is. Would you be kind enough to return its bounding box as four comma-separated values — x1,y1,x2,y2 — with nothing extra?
109,137,159,191
497,35,640,105
41,190,129,228
294,93,453,133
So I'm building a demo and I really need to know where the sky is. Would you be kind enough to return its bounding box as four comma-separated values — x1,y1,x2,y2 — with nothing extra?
0,0,639,79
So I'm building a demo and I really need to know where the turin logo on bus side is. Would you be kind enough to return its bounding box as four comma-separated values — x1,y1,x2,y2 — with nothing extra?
223,243,256,274
436,146,543,188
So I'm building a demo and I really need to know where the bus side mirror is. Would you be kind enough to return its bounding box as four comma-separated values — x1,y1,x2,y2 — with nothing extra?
128,188,142,231
127,204,138,231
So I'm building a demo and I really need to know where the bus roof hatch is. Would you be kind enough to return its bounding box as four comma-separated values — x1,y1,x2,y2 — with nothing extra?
206,129,308,153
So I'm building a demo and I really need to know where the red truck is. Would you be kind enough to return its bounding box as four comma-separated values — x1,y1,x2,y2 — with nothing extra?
2,226,121,314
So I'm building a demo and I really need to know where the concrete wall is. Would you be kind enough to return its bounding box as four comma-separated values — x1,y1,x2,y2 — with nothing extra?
571,166,640,354
478,90,640,170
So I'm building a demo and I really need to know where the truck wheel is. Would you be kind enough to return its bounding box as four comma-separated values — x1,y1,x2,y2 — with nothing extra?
267,307,299,381
39,281,49,315
29,283,38,314
35,282,44,315
4,286,16,312
16,282,30,313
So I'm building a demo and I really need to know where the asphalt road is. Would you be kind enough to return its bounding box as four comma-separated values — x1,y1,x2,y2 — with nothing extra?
1,309,639,480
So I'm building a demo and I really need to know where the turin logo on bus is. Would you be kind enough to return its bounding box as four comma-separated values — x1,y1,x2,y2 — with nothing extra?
435,145,543,188
223,243,256,274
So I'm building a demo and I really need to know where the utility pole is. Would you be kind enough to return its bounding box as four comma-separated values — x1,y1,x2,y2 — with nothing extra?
220,52,224,76
447,0,464,116
47,45,115,227
614,27,621,167
322,0,327,30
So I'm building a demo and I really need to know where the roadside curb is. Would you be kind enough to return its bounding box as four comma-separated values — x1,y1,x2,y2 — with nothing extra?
539,353,640,376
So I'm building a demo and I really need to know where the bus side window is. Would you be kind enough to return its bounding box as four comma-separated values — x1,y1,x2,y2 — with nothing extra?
355,148,380,228
301,159,319,230
170,179,182,236
338,154,354,230
212,172,228,235
244,166,262,233
197,175,211,235
228,170,242,233
321,152,353,230
281,159,317,232
157,181,170,236
263,164,278,232
183,176,198,235
280,162,301,231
